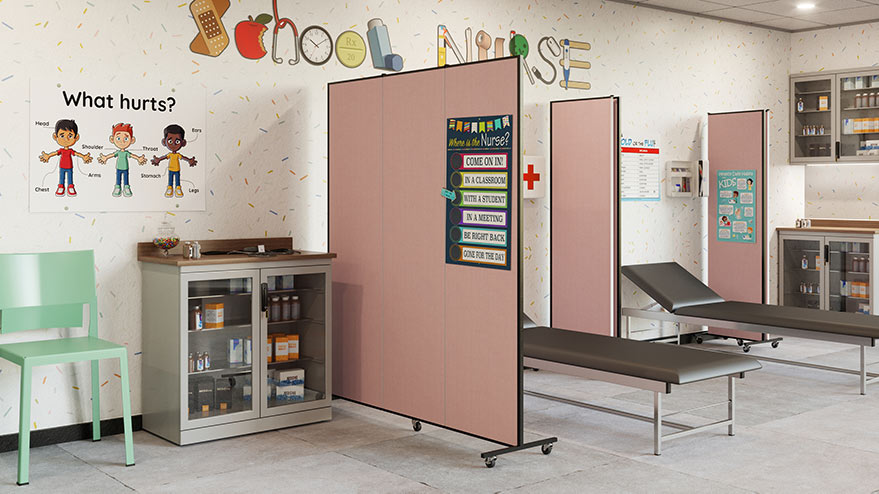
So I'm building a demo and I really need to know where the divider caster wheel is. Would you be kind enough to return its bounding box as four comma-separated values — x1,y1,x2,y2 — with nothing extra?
541,443,553,455
736,339,744,346
742,344,751,353
484,456,497,468
412,419,422,432
695,337,704,344
771,341,780,348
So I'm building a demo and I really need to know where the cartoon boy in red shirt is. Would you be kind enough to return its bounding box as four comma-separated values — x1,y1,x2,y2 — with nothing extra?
38,119,93,197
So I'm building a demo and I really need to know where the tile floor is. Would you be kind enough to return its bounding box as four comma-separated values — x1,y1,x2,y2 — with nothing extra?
2,337,879,493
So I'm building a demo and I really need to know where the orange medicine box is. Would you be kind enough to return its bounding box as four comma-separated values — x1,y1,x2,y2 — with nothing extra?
274,335,289,362
266,337,273,363
288,334,299,360
204,303,224,329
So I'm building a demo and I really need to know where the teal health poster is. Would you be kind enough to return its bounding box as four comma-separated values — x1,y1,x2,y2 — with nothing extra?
716,169,756,243
446,114,513,270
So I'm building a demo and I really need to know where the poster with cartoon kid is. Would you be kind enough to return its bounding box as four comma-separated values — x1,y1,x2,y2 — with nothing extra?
38,119,93,197
97,123,147,197
151,124,197,198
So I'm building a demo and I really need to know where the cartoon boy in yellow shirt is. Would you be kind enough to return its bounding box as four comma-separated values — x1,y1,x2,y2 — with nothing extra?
151,124,197,198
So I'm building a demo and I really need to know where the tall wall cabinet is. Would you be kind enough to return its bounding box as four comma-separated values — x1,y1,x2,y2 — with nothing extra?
792,68,879,164
140,243,334,445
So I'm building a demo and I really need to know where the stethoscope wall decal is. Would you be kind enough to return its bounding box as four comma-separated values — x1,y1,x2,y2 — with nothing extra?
533,37,560,85
271,0,300,65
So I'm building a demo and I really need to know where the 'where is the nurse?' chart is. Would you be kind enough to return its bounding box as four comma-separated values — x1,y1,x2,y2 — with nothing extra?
29,81,206,212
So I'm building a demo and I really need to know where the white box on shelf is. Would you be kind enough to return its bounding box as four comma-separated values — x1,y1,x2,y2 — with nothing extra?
228,338,244,365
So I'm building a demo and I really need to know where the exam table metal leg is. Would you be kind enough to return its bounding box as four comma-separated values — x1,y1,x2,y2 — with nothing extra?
654,391,662,455
728,376,735,436
861,345,867,396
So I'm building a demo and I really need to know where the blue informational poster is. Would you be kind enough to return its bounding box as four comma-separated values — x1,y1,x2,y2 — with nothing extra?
716,169,756,243
445,114,513,270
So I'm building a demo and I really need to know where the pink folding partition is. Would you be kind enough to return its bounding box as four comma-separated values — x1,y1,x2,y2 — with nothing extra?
550,97,620,336
329,78,384,404
444,60,520,446
329,58,523,447
380,71,447,425
708,110,767,340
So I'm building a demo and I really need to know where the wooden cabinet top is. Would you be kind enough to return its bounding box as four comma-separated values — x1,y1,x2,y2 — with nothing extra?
137,237,336,266
778,219,879,236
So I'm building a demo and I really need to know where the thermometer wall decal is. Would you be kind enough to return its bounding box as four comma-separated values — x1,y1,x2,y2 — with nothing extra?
559,38,591,90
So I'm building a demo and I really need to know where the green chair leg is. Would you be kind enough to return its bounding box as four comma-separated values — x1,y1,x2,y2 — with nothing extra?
119,351,134,466
91,359,101,441
17,362,32,486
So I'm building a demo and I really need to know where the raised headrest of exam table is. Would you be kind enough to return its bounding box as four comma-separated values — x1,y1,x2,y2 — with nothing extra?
137,237,336,266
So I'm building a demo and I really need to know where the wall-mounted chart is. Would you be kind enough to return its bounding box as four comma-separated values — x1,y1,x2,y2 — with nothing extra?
446,115,513,270
29,80,206,212
620,137,660,201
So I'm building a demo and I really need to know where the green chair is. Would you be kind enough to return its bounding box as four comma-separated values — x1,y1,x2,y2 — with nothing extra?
0,250,134,486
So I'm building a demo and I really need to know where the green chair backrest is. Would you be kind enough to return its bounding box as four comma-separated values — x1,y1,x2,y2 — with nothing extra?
0,250,97,337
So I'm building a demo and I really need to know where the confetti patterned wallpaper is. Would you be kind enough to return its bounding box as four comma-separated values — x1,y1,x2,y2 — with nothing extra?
792,24,879,219
0,0,801,435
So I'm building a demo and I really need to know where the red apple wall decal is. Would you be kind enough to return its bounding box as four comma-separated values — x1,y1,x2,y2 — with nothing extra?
235,13,273,60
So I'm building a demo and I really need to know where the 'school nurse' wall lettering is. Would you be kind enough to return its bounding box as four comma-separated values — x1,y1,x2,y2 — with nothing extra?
445,115,513,270
29,81,206,213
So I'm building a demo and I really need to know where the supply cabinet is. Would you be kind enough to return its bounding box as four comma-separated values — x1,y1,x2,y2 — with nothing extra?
791,68,879,164
140,247,333,445
779,230,876,315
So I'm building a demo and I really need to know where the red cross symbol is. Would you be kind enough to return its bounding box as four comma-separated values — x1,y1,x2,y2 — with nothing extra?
523,164,541,190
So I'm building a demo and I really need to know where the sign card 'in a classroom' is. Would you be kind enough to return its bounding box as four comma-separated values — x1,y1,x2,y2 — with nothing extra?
716,169,756,243
445,115,513,270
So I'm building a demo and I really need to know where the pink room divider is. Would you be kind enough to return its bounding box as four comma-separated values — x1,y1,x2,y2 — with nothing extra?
329,57,555,464
550,97,620,336
707,110,769,343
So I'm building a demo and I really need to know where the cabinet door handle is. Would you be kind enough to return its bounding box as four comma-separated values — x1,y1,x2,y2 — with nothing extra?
824,244,830,263
835,141,840,160
260,282,268,313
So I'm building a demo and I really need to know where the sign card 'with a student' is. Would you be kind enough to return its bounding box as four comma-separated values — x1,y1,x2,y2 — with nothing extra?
29,80,206,212
716,169,756,243
446,115,513,270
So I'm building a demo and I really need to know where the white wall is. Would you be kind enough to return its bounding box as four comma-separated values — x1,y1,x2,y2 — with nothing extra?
792,24,879,219
0,0,800,435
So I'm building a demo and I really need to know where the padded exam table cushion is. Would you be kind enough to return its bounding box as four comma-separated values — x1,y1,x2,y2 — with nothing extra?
677,301,879,340
622,262,879,340
621,262,725,312
523,326,761,385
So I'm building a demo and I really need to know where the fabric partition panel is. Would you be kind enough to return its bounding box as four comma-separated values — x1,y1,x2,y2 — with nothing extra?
328,58,521,447
380,70,446,425
329,78,384,404
550,97,620,336
707,110,767,340
443,58,520,446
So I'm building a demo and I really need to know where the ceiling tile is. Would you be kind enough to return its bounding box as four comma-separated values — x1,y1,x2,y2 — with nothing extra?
642,0,731,13
704,7,784,22
756,16,829,29
795,5,879,24
747,0,868,16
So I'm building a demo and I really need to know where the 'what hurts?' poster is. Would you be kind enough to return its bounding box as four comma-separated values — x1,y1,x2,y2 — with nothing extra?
29,81,206,212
